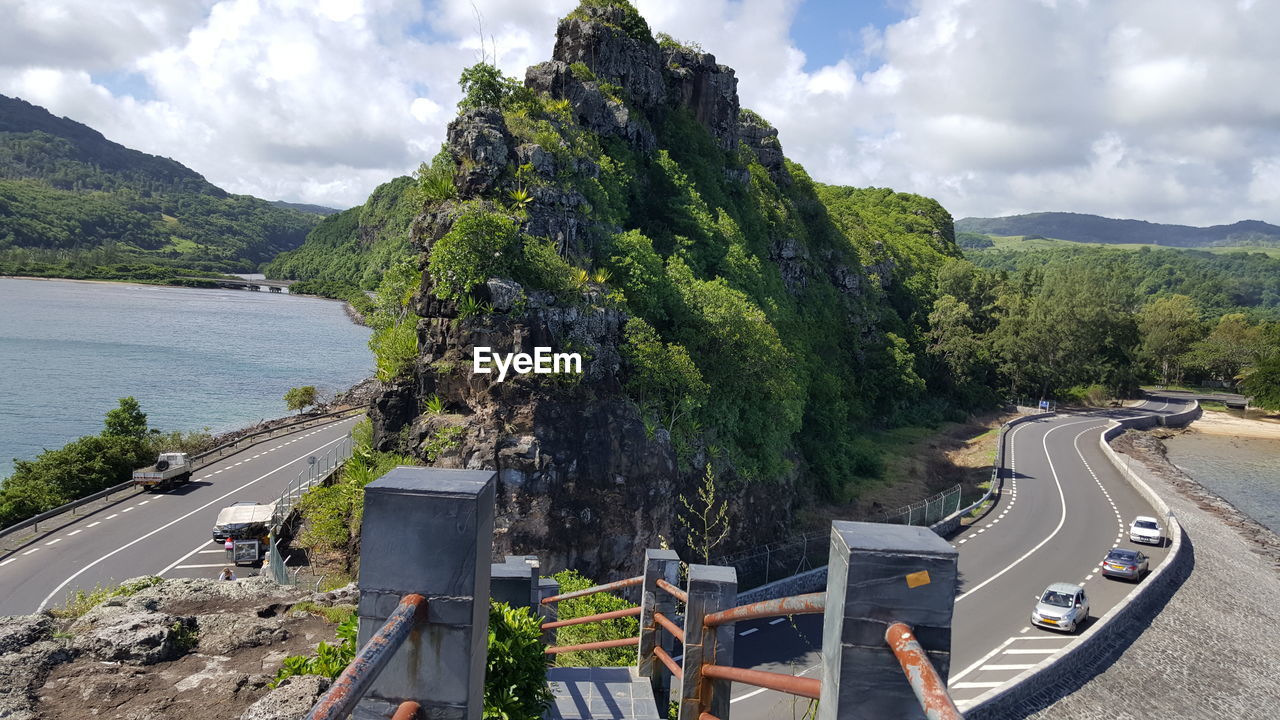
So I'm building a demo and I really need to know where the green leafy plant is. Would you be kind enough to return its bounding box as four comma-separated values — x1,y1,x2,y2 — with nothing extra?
423,394,447,415
457,295,495,321
283,385,318,413
548,570,638,667
428,206,521,301
484,602,553,720
677,463,731,564
423,425,466,462
270,610,358,688
53,576,164,619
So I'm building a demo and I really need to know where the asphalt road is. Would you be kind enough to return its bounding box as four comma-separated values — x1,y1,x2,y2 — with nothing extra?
723,395,1190,719
0,415,362,615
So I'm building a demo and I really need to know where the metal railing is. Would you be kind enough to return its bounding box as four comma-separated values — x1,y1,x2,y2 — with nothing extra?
878,484,963,526
540,575,644,655
886,622,963,720
270,432,354,532
306,593,425,720
0,406,364,544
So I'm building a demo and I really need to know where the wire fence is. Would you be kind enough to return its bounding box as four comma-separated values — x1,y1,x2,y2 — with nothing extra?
875,484,964,527
270,434,354,533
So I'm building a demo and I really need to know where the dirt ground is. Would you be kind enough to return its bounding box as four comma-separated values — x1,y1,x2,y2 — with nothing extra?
33,592,342,720
1185,408,1280,439
800,410,1018,529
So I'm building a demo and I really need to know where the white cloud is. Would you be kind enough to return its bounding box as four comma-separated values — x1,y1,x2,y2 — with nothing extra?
0,0,1277,225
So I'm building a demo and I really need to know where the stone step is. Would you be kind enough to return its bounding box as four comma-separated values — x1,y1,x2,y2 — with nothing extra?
545,666,661,719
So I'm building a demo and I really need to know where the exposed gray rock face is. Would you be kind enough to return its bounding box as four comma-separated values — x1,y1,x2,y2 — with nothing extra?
771,236,810,294
0,615,68,720
551,10,666,111
196,614,290,655
447,108,512,197
664,47,741,151
370,379,417,452
239,675,331,720
738,117,790,184
525,61,657,152
72,609,194,665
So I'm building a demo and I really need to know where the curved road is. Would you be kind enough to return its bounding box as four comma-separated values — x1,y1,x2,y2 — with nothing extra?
0,415,361,615
728,394,1191,718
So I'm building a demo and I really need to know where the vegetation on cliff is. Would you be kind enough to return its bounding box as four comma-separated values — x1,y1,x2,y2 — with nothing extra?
0,95,325,276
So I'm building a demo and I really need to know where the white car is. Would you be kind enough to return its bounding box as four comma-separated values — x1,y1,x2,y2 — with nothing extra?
1031,583,1090,633
1129,515,1163,546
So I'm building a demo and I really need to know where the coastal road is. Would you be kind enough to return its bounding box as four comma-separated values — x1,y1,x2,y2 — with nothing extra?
722,395,1191,718
0,414,362,615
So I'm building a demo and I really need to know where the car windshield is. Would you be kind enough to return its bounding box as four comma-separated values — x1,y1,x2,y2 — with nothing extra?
1135,521,1158,530
1041,591,1074,608
1107,550,1137,562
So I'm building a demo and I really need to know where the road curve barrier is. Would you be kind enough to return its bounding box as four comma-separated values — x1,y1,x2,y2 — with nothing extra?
0,406,365,544
962,400,1198,718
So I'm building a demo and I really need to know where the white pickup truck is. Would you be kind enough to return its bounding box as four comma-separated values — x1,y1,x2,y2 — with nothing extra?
132,452,193,491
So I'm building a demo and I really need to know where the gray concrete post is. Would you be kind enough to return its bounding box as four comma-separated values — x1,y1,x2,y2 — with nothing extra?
637,549,681,700
818,520,958,720
491,555,539,610
677,564,737,720
536,576,560,645
353,467,496,720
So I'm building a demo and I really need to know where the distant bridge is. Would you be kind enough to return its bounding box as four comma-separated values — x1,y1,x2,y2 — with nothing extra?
183,277,295,293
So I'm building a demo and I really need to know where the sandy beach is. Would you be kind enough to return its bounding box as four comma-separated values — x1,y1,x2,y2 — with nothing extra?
1187,409,1280,439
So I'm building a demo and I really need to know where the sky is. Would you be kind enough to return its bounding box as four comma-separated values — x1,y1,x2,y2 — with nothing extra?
1,0,1277,226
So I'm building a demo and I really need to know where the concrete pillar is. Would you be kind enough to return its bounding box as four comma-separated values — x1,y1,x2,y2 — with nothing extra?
491,555,539,610
637,549,681,700
818,520,958,720
353,467,496,720
677,564,737,720
536,576,560,644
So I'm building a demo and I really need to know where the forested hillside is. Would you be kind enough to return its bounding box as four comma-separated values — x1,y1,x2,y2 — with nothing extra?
957,211,1280,249
0,94,323,276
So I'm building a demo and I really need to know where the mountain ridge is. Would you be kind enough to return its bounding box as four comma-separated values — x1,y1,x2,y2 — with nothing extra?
957,211,1280,248
0,94,324,273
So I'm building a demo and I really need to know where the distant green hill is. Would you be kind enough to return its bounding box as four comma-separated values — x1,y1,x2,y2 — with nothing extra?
956,212,1280,249
0,94,324,275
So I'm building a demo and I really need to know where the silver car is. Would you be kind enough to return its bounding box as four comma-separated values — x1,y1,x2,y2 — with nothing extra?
1101,548,1149,582
1030,583,1090,633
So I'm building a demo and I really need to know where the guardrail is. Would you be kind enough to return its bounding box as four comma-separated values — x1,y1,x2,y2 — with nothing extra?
0,407,364,544
270,432,354,532
539,575,644,656
305,594,426,720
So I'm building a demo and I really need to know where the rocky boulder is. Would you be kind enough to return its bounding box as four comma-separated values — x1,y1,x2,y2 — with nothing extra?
551,7,666,111
196,613,290,655
72,609,195,665
446,108,512,197
239,675,331,720
525,61,657,152
664,47,741,151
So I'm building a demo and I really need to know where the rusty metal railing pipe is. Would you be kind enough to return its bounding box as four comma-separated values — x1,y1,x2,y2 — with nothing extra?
652,610,685,643
702,592,826,627
540,575,643,605
655,578,687,603
885,622,963,720
653,645,683,679
305,594,426,720
544,636,641,655
391,701,420,720
540,605,642,629
700,664,821,700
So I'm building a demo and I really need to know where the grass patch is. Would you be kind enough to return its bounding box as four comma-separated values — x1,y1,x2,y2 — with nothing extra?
1200,400,1228,411
291,601,359,624
52,576,164,619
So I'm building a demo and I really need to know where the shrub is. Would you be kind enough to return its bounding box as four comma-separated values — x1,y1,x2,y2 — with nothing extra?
514,237,577,298
284,385,318,413
270,610,358,688
53,576,163,619
484,602,553,720
428,207,521,301
549,570,638,667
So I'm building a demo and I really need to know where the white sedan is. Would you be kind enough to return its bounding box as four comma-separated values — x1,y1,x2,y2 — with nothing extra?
1129,515,1163,546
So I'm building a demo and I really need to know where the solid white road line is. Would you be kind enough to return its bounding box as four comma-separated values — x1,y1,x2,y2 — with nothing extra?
956,420,1105,603
38,434,348,611
950,637,1019,683
174,563,230,570
980,663,1037,671
159,542,217,576
952,681,1005,689
1003,648,1061,654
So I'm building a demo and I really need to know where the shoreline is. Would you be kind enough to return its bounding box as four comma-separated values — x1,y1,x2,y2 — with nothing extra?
1180,408,1280,439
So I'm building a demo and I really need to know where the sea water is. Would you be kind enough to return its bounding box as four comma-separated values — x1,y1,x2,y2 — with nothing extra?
0,278,372,479
1164,428,1280,535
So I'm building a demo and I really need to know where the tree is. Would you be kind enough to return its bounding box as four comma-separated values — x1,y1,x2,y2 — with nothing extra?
456,63,520,111
284,386,318,413
677,463,731,564
103,396,147,439
1242,357,1280,411
1136,294,1202,384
